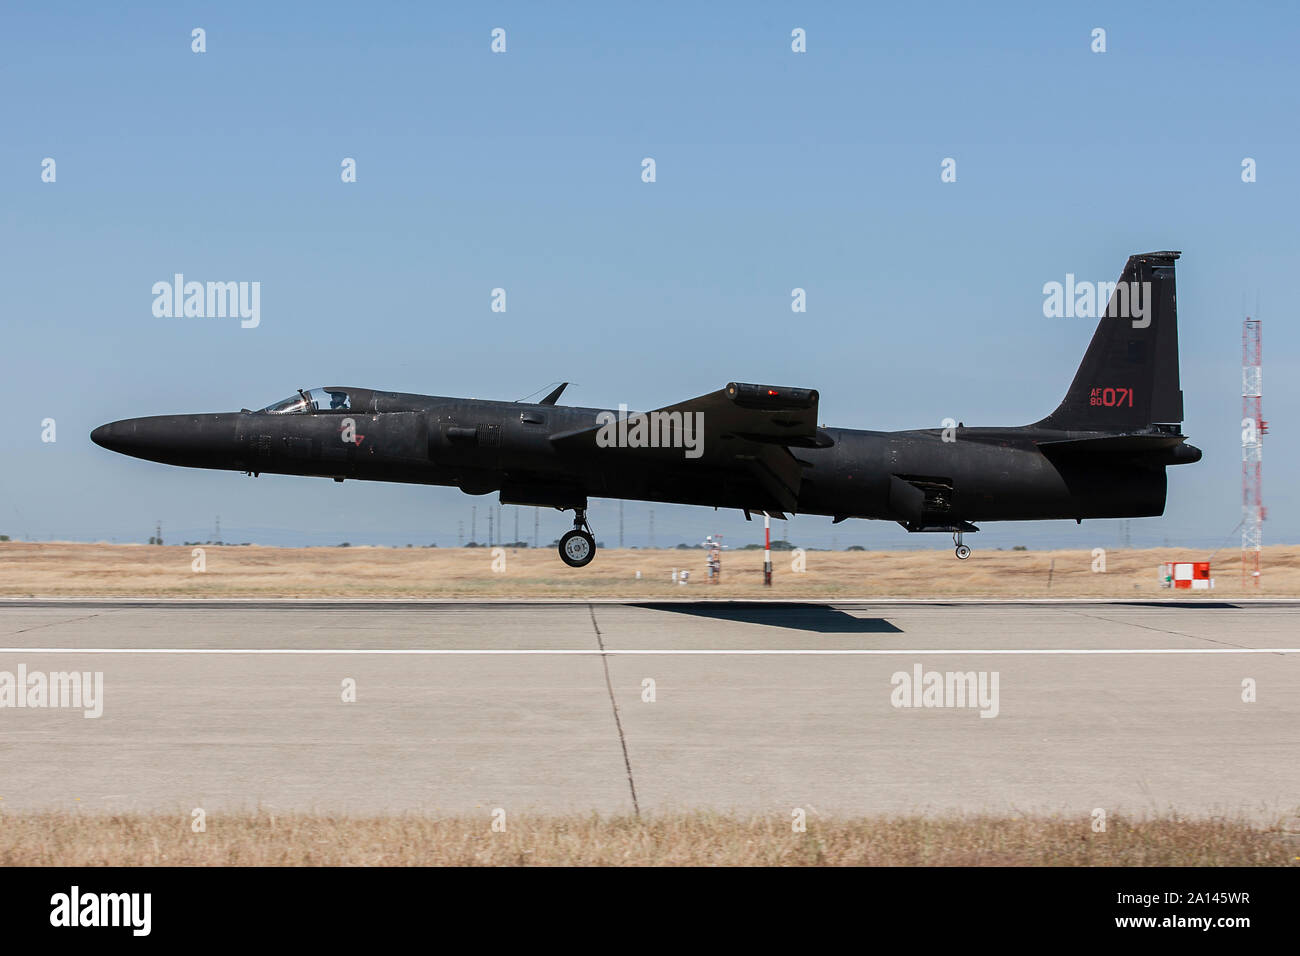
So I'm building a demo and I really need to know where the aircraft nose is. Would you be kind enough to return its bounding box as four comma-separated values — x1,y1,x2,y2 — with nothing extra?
90,418,170,456
90,414,242,467
90,420,138,453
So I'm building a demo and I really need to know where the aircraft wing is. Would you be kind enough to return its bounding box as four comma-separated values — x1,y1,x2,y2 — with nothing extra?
550,382,831,514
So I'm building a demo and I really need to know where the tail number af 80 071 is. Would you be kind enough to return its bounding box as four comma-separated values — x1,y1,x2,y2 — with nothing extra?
1089,386,1134,408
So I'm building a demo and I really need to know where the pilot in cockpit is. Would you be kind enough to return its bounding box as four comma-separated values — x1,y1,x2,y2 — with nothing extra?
258,388,351,414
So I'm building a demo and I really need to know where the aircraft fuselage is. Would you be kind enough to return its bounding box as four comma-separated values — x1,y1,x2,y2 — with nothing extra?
90,388,1195,531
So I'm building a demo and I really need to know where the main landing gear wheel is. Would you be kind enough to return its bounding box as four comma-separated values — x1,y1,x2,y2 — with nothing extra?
953,530,971,560
560,530,595,567
558,507,597,567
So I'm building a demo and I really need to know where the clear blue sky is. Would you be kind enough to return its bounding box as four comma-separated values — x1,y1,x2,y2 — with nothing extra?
2,1,1296,551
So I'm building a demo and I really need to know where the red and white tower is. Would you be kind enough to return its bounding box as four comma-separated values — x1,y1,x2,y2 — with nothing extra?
1241,318,1265,587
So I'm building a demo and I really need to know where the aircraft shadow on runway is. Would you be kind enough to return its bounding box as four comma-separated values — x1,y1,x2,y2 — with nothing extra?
1115,601,1241,609
631,602,902,634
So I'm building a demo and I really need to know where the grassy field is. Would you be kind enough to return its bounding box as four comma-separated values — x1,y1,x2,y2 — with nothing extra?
0,541,1295,599
1,811,1295,866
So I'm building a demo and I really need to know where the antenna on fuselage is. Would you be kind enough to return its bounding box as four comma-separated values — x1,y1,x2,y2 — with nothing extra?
514,382,570,405
539,382,569,405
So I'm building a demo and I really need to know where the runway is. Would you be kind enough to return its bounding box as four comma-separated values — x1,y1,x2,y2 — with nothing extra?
0,600,1296,821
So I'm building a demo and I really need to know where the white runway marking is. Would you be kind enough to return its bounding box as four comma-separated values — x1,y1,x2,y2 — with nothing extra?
0,647,1294,655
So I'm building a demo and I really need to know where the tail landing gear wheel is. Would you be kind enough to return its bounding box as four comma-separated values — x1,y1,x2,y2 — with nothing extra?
559,529,596,567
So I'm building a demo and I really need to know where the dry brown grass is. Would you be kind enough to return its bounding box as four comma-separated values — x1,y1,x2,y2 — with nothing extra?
0,541,1296,599
0,810,1294,866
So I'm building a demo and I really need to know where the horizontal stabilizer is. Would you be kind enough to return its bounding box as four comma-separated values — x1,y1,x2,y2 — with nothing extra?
1038,433,1202,464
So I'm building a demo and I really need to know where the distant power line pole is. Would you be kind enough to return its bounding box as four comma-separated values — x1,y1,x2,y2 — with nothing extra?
487,512,493,547
619,501,624,549
458,521,464,547
649,508,655,550
471,506,477,544
514,508,519,546
215,515,220,543
534,507,539,549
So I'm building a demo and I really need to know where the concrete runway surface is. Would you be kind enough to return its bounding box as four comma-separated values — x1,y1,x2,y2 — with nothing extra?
0,599,1296,821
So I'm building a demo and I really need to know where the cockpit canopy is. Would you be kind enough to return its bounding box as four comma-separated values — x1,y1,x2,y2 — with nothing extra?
259,387,352,415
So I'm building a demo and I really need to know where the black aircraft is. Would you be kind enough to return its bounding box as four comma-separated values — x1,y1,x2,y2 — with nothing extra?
92,251,1200,567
